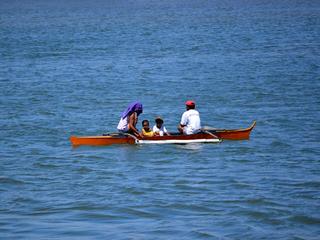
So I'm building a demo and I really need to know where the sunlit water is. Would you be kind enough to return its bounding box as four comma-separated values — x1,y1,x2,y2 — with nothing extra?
1,0,320,239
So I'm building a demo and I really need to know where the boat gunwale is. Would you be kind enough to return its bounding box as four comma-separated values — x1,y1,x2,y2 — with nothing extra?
208,121,256,133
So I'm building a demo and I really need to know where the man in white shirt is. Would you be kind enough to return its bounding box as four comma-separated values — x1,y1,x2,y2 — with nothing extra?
178,100,201,135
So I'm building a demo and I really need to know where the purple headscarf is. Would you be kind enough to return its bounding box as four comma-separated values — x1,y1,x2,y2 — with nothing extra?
121,101,143,119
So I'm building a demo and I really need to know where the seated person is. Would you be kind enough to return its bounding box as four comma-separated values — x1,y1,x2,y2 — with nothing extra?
178,100,201,135
117,101,143,138
153,116,170,136
141,120,154,137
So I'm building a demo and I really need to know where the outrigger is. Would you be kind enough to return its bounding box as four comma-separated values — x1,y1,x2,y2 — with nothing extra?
70,121,256,147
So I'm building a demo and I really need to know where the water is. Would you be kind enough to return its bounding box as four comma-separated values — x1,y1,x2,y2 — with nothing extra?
1,0,320,239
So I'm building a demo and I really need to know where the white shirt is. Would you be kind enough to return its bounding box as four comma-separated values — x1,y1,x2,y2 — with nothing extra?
117,116,129,131
180,109,201,134
152,125,168,136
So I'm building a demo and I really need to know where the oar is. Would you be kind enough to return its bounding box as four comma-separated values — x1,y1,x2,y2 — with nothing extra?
102,132,122,136
201,129,220,139
102,132,140,144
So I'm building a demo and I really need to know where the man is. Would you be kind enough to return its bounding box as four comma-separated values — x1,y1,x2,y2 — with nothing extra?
178,100,201,135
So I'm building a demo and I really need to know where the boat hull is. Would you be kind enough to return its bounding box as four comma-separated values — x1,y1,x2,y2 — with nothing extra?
207,121,256,140
70,135,136,146
70,121,256,147
70,133,220,147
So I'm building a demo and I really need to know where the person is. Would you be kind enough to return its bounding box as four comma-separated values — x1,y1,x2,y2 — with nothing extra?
141,120,154,137
153,116,170,136
117,101,143,138
178,100,201,135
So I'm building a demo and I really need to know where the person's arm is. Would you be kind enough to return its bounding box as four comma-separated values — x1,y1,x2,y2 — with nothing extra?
141,128,146,136
178,124,185,134
128,112,143,138
178,113,187,134
152,126,160,136
163,126,170,136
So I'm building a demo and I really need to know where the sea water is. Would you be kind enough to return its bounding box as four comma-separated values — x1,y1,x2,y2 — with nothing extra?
1,0,320,239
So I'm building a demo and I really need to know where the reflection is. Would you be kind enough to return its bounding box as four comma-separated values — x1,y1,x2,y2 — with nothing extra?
175,143,203,151
115,145,143,162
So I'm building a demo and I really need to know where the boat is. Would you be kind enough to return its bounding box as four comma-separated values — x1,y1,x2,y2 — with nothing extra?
204,121,256,140
70,121,256,147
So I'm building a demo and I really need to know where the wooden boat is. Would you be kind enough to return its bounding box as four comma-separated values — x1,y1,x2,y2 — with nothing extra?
204,121,256,140
70,121,256,147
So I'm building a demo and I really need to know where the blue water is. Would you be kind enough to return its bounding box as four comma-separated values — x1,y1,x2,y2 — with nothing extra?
1,0,320,239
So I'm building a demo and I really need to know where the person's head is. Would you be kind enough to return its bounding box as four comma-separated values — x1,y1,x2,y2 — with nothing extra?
185,100,195,110
133,102,143,116
121,101,143,119
155,117,164,128
142,119,150,131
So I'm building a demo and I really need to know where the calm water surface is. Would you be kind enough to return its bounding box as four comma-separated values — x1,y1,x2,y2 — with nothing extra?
1,0,320,239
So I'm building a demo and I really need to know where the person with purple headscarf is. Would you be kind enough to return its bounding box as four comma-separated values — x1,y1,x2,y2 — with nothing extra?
117,101,143,137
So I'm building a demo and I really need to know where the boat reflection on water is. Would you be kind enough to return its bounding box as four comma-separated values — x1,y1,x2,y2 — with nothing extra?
175,143,204,151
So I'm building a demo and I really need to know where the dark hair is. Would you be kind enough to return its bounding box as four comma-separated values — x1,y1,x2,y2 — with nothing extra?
155,118,163,124
142,119,149,126
187,104,195,109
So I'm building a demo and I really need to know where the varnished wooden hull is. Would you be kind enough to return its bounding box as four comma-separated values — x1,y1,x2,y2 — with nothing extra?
70,121,256,147
70,135,136,146
70,133,220,147
208,121,256,140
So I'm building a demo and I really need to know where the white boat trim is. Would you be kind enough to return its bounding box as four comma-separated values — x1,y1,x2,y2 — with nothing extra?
137,138,221,144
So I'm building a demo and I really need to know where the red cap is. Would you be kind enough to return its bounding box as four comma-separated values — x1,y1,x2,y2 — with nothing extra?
185,100,195,106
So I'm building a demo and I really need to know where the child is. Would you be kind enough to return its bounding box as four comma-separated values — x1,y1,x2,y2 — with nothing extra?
153,117,170,136
141,120,154,137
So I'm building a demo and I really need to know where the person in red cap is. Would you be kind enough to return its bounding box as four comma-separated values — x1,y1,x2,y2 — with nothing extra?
178,100,201,134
